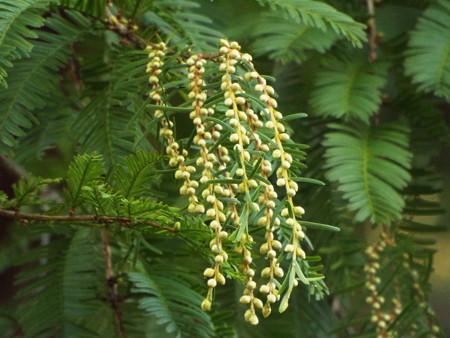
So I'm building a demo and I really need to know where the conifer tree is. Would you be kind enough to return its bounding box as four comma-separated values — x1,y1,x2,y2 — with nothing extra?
0,0,448,337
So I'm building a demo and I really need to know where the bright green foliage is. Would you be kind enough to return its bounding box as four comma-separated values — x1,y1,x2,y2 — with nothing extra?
67,153,105,208
144,0,223,52
114,152,161,198
15,229,115,337
0,0,48,87
252,11,337,63
0,0,448,337
323,123,412,224
323,122,412,224
405,0,450,100
129,270,215,337
0,10,91,153
257,0,367,47
74,50,152,165
310,56,388,123
58,0,107,18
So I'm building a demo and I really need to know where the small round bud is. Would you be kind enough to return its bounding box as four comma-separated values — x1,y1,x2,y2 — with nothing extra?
203,268,216,278
240,295,251,304
254,298,263,309
267,294,277,304
274,267,284,278
261,267,271,278
260,285,270,293
247,281,256,290
285,244,294,253
273,149,282,158
262,305,271,318
216,273,226,285
201,298,211,311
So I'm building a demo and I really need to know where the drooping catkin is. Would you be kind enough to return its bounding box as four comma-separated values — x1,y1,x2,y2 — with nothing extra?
147,39,315,324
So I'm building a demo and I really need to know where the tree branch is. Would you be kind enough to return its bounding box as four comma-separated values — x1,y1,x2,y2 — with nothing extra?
101,228,126,338
0,209,178,232
366,0,378,62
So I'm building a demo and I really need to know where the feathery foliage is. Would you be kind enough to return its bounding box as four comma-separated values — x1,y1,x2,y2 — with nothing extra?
0,0,448,337
323,122,412,224
310,55,388,123
144,0,223,52
74,50,150,165
15,228,114,337
405,0,450,100
0,10,91,154
0,0,47,88
252,11,337,63
257,0,367,47
66,153,105,208
129,270,215,337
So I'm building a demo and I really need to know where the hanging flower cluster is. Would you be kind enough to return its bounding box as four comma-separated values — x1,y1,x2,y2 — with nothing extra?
146,39,327,324
364,238,400,337
364,237,442,337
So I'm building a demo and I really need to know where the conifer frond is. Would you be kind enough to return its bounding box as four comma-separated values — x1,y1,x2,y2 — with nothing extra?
58,0,107,17
67,153,105,208
114,152,161,199
323,122,412,224
252,11,337,63
405,0,450,100
0,10,91,154
128,270,216,337
146,0,223,52
13,106,78,163
10,174,59,207
392,91,450,148
256,0,367,48
74,50,150,166
309,55,388,123
14,228,116,337
0,1,446,334
0,0,48,88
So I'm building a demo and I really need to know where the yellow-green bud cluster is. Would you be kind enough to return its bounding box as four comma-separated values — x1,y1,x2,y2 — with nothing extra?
186,54,231,307
219,40,254,197
364,238,398,338
150,38,316,323
402,254,441,336
240,100,285,312
147,44,201,213
237,235,263,325
244,58,309,304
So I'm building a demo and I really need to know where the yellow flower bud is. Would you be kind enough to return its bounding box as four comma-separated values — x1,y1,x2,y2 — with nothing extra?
239,295,251,304
201,298,211,311
203,268,215,277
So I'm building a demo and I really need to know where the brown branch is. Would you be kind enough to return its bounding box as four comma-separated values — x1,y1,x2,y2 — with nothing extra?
101,228,126,338
69,45,83,93
366,0,378,62
0,209,178,232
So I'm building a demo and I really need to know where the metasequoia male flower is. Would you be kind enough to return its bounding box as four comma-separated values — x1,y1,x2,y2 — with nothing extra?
147,43,201,214
149,38,321,324
186,54,229,308
364,236,402,338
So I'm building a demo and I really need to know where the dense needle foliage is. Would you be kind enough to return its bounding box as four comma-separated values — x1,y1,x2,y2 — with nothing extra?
0,0,448,337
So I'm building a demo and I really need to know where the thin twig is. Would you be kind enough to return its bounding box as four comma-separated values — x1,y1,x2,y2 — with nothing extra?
366,0,378,62
69,45,83,93
0,209,178,232
101,228,126,338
